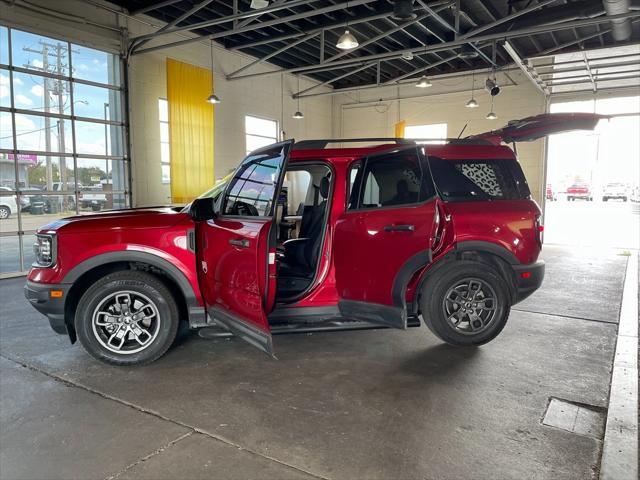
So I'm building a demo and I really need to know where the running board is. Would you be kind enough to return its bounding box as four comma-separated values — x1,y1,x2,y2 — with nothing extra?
198,317,421,339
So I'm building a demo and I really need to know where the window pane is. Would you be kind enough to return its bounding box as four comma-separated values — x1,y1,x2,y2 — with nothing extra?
12,71,71,114
158,98,169,122
354,150,428,209
0,111,13,149
405,123,447,144
0,27,8,66
0,154,17,189
77,191,126,213
223,148,284,216
245,115,277,138
72,44,120,86
0,70,10,108
160,122,169,143
19,194,77,233
76,158,127,191
73,83,122,121
596,95,640,115
15,114,72,153
0,235,21,274
0,187,19,228
246,133,275,153
160,142,170,164
161,164,171,184
11,30,70,77
21,233,37,270
75,121,123,156
22,155,74,192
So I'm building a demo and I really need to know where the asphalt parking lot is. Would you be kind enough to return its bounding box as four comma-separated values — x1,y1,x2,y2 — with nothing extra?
0,244,630,480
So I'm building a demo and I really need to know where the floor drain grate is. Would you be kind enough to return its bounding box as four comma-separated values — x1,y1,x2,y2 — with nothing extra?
542,397,607,439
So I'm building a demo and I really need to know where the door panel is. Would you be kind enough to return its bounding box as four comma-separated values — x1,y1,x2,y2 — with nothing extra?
195,140,292,355
334,147,438,328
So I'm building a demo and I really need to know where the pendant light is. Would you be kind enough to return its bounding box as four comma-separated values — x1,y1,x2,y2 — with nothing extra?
206,40,221,104
293,75,304,119
486,96,497,120
337,2,359,50
415,75,432,88
465,70,479,108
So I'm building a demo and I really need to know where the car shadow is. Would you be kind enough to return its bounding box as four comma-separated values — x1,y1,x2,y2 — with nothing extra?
398,342,481,377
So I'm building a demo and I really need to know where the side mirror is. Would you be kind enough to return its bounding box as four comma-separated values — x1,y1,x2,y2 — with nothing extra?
189,197,216,222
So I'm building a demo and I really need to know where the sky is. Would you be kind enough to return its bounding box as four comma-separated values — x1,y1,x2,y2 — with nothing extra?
0,26,123,173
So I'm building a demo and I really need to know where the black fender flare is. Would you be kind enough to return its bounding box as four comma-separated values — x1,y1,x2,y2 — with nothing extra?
392,249,433,312
63,251,204,325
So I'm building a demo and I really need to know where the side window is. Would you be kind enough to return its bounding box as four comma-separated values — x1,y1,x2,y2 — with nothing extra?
428,157,526,201
349,149,434,210
347,161,361,210
222,147,285,217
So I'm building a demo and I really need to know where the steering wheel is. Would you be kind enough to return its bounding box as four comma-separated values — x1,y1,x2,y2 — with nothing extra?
231,201,259,216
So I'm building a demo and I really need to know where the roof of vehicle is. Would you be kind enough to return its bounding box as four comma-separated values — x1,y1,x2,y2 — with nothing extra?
289,141,516,163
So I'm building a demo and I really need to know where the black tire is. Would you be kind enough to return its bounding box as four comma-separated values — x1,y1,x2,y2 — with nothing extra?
0,205,10,219
419,261,511,347
602,197,608,202
75,271,179,366
623,197,628,202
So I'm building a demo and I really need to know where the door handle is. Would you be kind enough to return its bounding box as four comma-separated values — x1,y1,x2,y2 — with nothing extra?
384,224,415,232
229,238,250,248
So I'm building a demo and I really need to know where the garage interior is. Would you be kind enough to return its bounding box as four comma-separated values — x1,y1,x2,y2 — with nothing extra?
0,0,638,479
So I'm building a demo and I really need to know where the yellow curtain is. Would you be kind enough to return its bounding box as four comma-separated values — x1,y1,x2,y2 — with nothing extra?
166,58,214,203
394,120,406,138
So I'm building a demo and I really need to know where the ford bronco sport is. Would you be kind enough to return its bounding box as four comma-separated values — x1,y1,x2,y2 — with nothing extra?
25,113,605,366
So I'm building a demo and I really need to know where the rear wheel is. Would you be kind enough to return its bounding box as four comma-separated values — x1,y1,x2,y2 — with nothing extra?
0,206,10,219
75,271,179,366
420,261,511,346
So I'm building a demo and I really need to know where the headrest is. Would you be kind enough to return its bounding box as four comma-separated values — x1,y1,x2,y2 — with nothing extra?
319,176,330,199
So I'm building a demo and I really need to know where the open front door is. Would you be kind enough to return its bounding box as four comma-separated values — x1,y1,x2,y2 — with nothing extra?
468,113,608,145
195,140,293,356
333,146,439,329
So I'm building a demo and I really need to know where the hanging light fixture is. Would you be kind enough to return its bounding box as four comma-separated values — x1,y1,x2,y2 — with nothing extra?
293,75,304,119
206,40,221,104
486,97,497,120
415,75,432,88
465,70,479,108
336,2,359,50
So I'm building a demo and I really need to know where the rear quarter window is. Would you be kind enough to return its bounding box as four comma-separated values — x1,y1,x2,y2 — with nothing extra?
427,157,530,202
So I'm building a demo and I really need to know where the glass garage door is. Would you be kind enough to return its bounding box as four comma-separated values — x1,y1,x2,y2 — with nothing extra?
0,25,130,276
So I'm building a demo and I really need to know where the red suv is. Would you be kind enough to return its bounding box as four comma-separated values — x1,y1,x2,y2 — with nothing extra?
25,113,604,366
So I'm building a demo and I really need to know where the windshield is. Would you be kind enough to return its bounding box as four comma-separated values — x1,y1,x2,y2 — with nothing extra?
180,172,233,212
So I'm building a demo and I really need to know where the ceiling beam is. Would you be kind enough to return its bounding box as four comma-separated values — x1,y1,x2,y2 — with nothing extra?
502,40,548,94
293,62,377,97
223,11,640,81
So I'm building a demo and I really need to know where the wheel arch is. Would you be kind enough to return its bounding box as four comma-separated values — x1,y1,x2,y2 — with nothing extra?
62,251,204,342
411,243,519,315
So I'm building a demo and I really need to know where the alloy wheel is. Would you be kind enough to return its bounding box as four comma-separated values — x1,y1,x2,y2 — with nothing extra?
91,290,161,354
442,278,498,335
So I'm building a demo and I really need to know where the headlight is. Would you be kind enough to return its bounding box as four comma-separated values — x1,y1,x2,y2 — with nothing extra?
33,234,56,267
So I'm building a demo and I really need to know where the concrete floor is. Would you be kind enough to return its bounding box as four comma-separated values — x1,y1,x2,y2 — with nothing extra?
0,245,627,480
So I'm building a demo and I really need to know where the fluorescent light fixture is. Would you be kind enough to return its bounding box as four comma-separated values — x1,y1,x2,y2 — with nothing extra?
415,75,432,88
250,0,269,9
336,30,358,50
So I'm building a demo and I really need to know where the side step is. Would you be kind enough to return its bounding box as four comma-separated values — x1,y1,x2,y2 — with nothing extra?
198,316,421,339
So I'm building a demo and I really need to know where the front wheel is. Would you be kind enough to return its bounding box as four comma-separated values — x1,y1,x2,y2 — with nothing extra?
419,261,511,346
0,206,10,219
75,271,179,366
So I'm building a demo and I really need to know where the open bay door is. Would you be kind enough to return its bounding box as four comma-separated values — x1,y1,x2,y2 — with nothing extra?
195,140,293,356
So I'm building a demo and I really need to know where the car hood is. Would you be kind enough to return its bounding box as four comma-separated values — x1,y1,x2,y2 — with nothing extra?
37,206,190,234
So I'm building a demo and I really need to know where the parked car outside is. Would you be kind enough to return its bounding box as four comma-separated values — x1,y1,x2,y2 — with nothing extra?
546,184,557,201
601,182,628,202
24,113,606,366
0,186,18,220
566,183,593,201
630,186,640,203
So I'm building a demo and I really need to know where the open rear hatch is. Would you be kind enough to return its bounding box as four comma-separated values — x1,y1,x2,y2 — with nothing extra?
467,113,609,145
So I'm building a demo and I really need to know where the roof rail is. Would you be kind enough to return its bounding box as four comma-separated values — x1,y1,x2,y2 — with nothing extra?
292,137,493,150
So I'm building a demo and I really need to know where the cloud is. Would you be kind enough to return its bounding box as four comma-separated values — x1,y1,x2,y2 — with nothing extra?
13,77,23,86
31,59,44,69
30,85,44,97
15,94,33,106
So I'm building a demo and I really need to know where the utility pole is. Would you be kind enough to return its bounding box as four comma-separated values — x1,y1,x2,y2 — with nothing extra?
23,40,70,194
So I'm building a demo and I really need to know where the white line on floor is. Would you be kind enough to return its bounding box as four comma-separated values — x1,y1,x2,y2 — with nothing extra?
600,251,638,480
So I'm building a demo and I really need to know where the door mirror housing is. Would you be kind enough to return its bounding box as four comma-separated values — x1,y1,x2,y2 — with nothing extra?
189,197,217,222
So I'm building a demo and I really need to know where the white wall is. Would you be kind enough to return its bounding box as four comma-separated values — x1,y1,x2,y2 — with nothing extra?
332,70,548,202
1,0,333,206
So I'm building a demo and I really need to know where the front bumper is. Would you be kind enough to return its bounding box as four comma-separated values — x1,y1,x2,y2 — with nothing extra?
512,260,545,303
24,281,70,335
